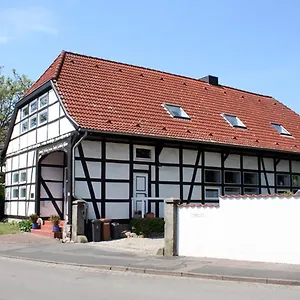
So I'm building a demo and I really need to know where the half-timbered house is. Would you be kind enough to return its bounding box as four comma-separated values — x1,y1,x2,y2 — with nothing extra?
2,51,300,224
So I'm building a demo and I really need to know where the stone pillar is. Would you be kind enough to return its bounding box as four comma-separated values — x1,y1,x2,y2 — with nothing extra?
71,199,88,243
164,198,181,256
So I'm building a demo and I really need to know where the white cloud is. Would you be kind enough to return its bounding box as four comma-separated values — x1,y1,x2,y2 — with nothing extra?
0,6,57,43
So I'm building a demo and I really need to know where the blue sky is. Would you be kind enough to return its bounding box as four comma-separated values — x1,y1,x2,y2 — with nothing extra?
1,0,300,113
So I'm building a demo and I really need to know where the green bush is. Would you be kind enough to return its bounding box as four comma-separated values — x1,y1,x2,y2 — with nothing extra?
18,220,31,232
130,218,164,238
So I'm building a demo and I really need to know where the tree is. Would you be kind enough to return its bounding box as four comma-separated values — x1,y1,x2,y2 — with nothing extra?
0,67,33,149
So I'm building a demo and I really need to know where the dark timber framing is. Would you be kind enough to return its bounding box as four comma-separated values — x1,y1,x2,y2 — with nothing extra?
187,148,201,202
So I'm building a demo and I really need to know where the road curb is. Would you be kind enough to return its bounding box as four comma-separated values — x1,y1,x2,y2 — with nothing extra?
1,254,300,286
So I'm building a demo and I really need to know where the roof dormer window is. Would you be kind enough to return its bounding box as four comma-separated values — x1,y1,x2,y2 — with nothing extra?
222,113,246,129
163,104,190,119
271,123,291,136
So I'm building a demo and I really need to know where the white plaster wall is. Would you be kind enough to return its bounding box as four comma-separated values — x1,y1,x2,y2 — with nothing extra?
205,152,221,167
75,181,89,198
48,102,60,122
224,154,240,168
19,153,27,169
106,182,129,199
159,185,180,199
106,143,129,160
177,196,300,264
37,126,48,143
160,166,179,181
106,163,128,179
133,164,149,170
79,141,101,158
261,173,274,186
18,201,26,216
106,202,129,219
87,202,101,219
48,121,59,140
183,185,201,200
10,202,18,215
60,117,75,135
183,149,198,165
27,131,37,147
160,148,179,164
261,158,274,171
183,168,201,182
277,160,289,172
292,161,300,173
243,156,258,170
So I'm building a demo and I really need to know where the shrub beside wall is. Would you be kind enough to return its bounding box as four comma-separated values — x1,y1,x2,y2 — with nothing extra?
130,218,165,238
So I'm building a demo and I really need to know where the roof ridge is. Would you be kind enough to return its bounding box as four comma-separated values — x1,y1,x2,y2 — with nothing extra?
63,50,273,99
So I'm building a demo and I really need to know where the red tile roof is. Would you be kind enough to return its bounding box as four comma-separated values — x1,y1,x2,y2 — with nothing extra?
27,51,300,153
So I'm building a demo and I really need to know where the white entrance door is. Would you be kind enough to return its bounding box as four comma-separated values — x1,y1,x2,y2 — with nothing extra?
133,173,148,216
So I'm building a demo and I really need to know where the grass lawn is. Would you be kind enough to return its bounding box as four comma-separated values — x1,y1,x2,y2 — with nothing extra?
0,222,20,235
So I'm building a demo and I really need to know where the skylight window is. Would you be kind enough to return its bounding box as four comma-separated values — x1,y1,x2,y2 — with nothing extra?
163,104,190,119
271,123,291,136
222,114,246,129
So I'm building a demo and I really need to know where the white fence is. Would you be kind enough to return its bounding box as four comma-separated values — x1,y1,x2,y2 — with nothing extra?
177,195,300,264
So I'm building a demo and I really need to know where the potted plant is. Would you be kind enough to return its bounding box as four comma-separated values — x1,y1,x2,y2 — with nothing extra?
145,211,155,218
49,215,60,232
29,213,39,229
134,210,142,218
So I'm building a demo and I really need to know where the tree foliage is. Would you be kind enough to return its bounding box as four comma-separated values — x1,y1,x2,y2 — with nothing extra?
0,67,33,148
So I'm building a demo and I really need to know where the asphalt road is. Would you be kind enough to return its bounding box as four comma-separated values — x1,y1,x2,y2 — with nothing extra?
1,257,300,300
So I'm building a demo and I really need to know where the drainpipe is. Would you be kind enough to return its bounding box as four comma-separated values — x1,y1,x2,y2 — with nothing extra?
68,130,87,224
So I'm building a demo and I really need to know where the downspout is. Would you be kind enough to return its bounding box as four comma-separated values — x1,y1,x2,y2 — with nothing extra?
68,130,87,224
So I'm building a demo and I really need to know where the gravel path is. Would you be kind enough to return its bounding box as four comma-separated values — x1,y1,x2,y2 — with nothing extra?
89,238,164,256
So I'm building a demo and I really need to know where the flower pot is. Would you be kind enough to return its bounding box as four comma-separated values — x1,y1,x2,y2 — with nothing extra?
145,212,155,218
52,225,60,232
32,223,39,229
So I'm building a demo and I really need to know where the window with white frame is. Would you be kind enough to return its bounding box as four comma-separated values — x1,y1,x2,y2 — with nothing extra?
21,105,29,119
276,174,290,187
39,94,48,108
12,188,19,198
30,100,38,113
20,187,26,198
12,172,19,184
205,187,220,201
271,123,291,136
224,187,241,195
244,187,259,195
204,169,221,183
39,110,48,125
222,114,246,129
20,171,27,183
136,148,151,159
244,172,258,185
21,120,29,133
225,170,241,184
163,104,190,119
29,115,37,129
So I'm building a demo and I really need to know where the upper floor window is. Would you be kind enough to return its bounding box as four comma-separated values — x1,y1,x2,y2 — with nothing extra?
39,95,48,108
30,100,38,113
271,123,291,136
21,105,29,119
222,113,246,129
136,148,151,159
21,120,28,133
163,104,190,119
39,110,48,125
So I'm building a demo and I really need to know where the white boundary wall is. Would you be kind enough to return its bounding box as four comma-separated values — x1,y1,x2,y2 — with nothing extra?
177,195,300,264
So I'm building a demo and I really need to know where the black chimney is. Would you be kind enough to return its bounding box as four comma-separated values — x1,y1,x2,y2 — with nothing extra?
200,75,219,86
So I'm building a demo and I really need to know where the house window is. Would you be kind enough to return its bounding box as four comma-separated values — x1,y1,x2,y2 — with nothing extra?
271,123,291,136
20,187,26,198
20,171,26,183
136,148,151,159
222,114,246,129
292,175,300,187
39,110,48,125
21,105,29,119
204,170,221,183
12,188,19,198
30,116,37,129
224,187,241,195
12,172,19,184
277,190,290,194
163,104,190,119
244,187,259,195
205,187,219,201
21,120,28,133
30,100,38,113
276,174,290,187
225,171,241,184
39,95,48,108
244,172,258,185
